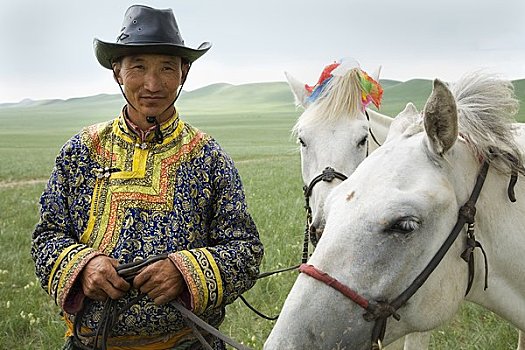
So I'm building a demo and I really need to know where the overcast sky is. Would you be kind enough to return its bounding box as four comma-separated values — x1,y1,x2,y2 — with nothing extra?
1,0,524,103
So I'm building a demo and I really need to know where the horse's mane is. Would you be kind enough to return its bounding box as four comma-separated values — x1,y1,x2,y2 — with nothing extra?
404,72,523,175
451,72,524,175
293,68,363,135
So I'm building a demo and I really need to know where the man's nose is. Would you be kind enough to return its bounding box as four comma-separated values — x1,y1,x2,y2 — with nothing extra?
143,71,162,92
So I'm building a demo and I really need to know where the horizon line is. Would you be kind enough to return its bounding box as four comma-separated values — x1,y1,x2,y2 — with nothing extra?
2,76,525,105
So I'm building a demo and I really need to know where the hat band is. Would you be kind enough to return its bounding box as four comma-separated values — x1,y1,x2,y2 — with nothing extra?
117,35,185,46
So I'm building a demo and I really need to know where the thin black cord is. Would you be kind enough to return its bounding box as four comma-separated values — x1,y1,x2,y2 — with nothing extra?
239,295,279,321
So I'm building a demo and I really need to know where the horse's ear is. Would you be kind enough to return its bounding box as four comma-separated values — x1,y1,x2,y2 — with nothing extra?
371,65,382,82
403,102,418,115
285,72,309,108
423,79,458,156
386,102,419,142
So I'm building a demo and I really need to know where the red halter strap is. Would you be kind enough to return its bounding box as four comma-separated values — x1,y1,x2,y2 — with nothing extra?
299,264,369,310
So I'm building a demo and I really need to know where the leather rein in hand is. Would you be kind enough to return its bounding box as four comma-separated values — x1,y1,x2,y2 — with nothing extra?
72,254,251,350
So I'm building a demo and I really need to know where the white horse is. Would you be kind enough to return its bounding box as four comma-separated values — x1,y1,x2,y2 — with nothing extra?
266,72,525,349
285,61,431,350
286,60,391,244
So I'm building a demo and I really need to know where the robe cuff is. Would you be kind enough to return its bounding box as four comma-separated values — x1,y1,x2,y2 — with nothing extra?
169,248,223,315
47,245,104,313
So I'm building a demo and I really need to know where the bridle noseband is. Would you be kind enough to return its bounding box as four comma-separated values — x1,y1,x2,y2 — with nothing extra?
300,160,492,350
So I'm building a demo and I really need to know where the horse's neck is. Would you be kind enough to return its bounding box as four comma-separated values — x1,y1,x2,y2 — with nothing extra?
366,109,393,147
467,167,525,330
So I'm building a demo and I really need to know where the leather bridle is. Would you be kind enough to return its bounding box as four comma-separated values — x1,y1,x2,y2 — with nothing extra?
301,110,381,262
365,110,382,156
300,160,492,349
302,167,348,261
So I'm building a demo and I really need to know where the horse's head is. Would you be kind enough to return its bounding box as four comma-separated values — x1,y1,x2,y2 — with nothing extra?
265,73,522,349
286,61,385,241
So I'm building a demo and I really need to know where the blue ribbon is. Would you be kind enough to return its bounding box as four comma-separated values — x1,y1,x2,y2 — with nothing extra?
307,76,333,104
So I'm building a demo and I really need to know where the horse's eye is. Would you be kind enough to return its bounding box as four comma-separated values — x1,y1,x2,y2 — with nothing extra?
387,216,420,234
298,138,307,147
358,135,368,147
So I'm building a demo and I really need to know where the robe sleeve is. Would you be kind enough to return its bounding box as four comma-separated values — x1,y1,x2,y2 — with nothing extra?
31,136,103,313
169,144,263,314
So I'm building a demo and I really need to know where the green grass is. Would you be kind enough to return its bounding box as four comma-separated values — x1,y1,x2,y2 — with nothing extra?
0,184,65,349
0,80,522,349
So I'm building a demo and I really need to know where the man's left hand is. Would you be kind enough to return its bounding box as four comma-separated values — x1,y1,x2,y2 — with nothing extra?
133,258,185,305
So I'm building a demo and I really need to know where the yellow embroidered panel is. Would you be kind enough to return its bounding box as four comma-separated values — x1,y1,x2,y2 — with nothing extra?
80,116,208,254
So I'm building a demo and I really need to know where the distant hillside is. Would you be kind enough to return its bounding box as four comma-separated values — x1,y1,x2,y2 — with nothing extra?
1,78,524,125
178,82,294,114
375,79,433,116
513,79,525,107
379,79,402,89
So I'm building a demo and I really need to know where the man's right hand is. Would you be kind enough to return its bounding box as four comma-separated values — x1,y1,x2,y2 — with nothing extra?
80,255,130,301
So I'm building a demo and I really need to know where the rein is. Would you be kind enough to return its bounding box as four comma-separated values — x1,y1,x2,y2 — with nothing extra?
73,254,251,350
300,160,491,349
239,166,350,322
244,118,377,321
238,264,302,321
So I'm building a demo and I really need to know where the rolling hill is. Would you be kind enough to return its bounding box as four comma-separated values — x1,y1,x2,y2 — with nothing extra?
1,78,524,124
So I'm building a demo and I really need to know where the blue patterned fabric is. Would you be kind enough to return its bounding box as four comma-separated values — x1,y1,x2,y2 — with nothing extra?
32,113,263,349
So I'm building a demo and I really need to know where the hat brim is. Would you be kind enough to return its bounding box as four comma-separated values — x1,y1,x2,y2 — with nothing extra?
93,38,211,69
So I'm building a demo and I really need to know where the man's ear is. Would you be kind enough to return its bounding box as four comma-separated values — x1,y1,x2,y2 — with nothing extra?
112,62,123,85
181,62,190,81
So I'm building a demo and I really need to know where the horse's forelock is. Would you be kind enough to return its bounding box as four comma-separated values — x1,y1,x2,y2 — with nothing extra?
294,69,364,131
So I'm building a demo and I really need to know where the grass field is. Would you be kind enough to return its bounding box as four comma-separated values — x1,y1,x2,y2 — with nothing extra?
0,78,522,349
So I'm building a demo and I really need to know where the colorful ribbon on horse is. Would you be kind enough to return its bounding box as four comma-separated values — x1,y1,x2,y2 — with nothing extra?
305,59,383,109
357,69,383,109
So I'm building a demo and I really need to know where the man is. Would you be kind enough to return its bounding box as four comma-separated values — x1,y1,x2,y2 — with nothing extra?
31,5,263,350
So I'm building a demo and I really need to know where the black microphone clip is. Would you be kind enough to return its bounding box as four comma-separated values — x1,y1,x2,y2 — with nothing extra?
146,116,156,124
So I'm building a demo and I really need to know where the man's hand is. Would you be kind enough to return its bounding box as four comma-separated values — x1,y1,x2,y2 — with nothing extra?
133,258,185,305
80,255,130,301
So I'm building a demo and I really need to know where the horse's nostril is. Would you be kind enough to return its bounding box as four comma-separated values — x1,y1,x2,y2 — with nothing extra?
317,228,324,240
309,225,324,246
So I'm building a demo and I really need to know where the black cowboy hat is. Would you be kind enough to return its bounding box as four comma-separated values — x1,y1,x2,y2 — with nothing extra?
94,5,211,69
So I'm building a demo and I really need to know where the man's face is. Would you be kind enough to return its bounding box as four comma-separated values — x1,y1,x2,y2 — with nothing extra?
114,54,188,119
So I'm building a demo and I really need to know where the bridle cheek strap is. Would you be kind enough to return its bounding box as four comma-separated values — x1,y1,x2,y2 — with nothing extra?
302,167,348,261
